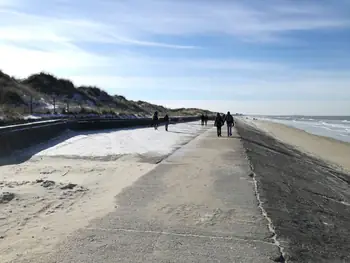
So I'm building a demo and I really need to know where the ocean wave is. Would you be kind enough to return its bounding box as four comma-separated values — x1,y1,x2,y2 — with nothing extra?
269,118,350,143
315,121,350,129
300,117,314,121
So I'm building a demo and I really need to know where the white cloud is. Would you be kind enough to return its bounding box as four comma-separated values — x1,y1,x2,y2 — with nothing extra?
110,36,197,49
0,42,111,77
0,8,198,49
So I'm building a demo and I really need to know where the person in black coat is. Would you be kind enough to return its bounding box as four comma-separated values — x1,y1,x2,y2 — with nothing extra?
164,114,170,131
200,114,205,126
214,113,223,137
152,111,159,130
204,114,208,126
225,111,234,136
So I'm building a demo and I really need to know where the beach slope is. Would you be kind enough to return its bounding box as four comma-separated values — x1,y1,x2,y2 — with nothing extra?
246,119,350,173
236,119,350,262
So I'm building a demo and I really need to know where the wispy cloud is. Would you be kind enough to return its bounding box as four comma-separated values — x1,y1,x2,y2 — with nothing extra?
0,0,350,114
0,8,198,49
1,0,349,45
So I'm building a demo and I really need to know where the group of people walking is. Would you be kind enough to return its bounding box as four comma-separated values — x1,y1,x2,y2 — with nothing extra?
152,111,235,137
214,111,235,137
152,111,170,131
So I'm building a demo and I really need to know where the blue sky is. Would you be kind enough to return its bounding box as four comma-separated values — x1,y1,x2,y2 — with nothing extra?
1,0,350,114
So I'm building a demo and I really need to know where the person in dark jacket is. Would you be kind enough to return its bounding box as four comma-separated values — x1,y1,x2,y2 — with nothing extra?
164,114,170,131
225,111,234,136
214,113,223,137
200,114,205,126
152,111,159,130
204,114,208,126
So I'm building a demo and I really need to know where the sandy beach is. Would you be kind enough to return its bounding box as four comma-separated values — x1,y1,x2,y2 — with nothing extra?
0,122,209,263
243,118,350,173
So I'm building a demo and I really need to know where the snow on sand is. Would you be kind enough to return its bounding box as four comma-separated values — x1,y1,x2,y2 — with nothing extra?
0,121,210,263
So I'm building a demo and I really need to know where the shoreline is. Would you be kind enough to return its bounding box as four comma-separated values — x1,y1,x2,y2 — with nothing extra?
252,116,350,144
241,118,350,173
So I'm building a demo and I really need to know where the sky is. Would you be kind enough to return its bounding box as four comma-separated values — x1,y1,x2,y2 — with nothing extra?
0,0,350,115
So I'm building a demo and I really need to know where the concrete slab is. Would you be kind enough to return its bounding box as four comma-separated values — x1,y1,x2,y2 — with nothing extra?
28,128,281,263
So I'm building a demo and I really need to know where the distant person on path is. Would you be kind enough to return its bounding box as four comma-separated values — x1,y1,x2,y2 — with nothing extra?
201,114,205,126
152,111,159,130
225,111,234,137
164,114,170,131
214,113,223,137
204,114,208,126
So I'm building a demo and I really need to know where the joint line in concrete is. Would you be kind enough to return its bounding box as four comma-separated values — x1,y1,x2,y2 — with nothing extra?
85,227,275,246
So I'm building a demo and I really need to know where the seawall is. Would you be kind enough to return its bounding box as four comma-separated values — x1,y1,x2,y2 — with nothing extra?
0,116,200,158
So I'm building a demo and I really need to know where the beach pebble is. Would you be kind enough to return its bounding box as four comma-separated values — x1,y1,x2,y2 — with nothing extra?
41,180,55,188
0,192,15,203
60,183,77,190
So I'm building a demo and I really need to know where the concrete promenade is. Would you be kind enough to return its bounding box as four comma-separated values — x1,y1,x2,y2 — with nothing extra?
29,127,281,263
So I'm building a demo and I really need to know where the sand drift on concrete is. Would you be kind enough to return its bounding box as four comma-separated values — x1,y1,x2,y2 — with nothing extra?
0,121,210,263
35,122,206,159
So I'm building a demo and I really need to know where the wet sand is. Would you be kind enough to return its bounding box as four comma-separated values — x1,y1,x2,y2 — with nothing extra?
236,119,350,262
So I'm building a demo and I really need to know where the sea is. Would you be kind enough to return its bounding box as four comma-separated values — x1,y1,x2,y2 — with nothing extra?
256,116,350,143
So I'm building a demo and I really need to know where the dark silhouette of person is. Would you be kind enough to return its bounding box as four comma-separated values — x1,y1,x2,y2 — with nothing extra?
225,111,234,136
164,114,170,131
214,113,223,137
152,111,159,130
201,114,205,126
204,114,208,126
